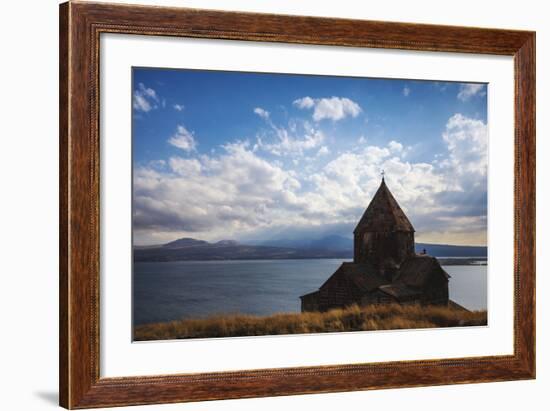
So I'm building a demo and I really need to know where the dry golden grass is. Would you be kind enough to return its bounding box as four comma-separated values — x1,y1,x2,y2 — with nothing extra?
134,303,487,341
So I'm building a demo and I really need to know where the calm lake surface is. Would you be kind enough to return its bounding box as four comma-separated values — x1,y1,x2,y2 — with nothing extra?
133,259,487,325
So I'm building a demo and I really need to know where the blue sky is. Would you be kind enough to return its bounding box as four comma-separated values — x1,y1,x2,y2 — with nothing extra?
132,67,488,246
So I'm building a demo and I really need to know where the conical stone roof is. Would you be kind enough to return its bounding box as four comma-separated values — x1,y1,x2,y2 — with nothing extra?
354,178,414,234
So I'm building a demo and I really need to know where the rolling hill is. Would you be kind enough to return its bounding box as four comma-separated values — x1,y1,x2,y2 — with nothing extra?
134,236,486,262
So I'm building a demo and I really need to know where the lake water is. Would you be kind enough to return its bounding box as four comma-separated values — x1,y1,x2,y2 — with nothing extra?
133,259,487,325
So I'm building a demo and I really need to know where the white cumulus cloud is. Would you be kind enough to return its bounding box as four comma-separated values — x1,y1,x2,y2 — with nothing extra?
293,96,362,121
457,83,486,102
133,141,304,243
256,118,326,157
440,113,488,181
317,146,330,156
292,96,315,109
167,125,197,152
260,127,325,157
388,140,403,153
253,107,270,119
133,83,159,112
169,157,202,176
134,113,487,246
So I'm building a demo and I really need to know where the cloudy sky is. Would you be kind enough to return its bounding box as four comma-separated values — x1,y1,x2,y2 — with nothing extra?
132,68,488,246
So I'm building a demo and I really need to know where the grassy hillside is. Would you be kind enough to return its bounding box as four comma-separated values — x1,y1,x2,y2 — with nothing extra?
134,303,487,341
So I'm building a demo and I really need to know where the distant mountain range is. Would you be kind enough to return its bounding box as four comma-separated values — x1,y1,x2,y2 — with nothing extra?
134,235,487,262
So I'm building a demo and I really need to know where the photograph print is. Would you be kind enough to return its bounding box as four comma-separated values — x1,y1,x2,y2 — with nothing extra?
132,68,488,341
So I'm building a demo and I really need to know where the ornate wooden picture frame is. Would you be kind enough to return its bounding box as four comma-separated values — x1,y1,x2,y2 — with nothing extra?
59,1,535,408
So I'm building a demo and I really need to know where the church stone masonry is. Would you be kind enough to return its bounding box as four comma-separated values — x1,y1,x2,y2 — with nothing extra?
300,177,450,312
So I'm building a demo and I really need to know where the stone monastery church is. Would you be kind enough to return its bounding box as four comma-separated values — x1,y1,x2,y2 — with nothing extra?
300,177,451,312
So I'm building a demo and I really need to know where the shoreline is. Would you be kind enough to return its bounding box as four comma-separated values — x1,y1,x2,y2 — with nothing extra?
134,303,488,341
134,256,487,265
